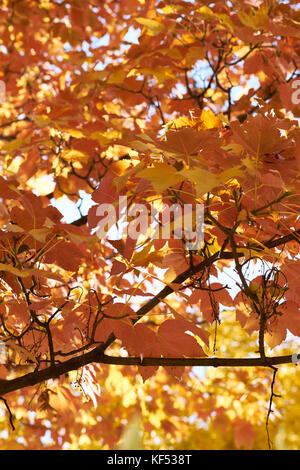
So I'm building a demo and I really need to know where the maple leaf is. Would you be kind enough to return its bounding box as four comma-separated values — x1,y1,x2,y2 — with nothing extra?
157,319,207,358
137,163,184,193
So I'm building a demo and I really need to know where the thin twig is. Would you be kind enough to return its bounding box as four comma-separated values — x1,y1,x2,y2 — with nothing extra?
266,366,280,450
0,397,15,431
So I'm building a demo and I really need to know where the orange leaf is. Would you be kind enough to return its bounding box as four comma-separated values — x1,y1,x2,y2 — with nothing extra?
234,419,256,449
157,319,206,357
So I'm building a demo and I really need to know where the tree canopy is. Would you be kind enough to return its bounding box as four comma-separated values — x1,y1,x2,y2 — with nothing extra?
0,0,300,450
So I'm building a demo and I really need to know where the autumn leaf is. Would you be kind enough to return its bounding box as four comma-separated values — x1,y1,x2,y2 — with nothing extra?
157,320,207,357
137,162,184,193
179,168,219,197
135,17,164,36
61,149,89,163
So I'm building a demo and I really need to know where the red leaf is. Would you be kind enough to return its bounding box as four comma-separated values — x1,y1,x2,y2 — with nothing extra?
157,319,206,357
45,241,85,272
111,259,127,276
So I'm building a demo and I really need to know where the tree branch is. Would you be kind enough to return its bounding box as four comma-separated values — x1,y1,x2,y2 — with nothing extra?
0,352,298,398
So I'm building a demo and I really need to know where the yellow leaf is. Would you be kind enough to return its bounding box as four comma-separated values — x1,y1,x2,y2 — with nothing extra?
7,157,22,174
90,130,120,146
137,163,184,193
139,67,175,83
59,71,68,90
135,17,164,35
104,102,121,115
242,156,257,176
32,114,51,128
238,6,269,30
160,4,183,14
206,236,221,256
179,165,240,197
38,0,54,10
107,69,126,84
127,68,139,79
197,6,215,19
66,129,85,138
185,46,205,67
197,7,234,32
196,109,222,129
179,168,219,196
216,13,234,33
0,138,24,152
218,166,244,183
131,246,164,267
114,160,146,191
159,47,183,60
232,45,251,58
221,143,244,155
61,149,89,163
164,116,194,130
0,263,30,277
